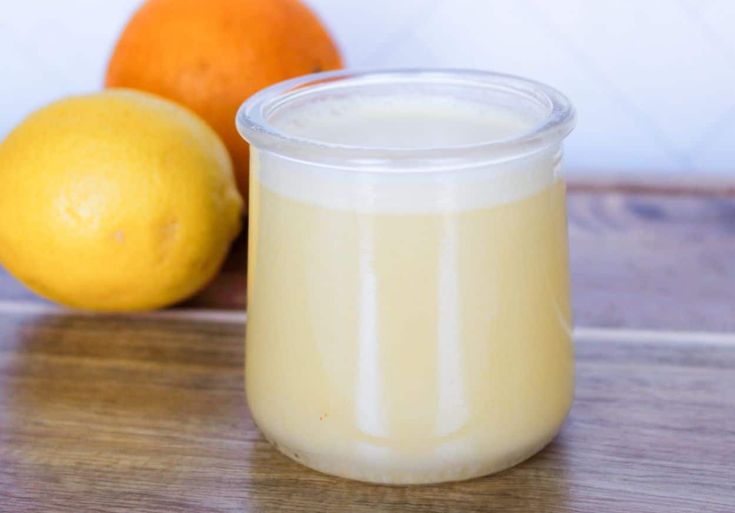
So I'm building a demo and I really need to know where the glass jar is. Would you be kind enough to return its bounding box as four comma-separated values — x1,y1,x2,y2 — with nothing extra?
237,69,576,484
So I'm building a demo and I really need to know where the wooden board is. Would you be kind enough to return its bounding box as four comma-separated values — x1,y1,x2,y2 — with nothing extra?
1,184,733,331
567,185,735,331
1,181,734,511
1,311,734,512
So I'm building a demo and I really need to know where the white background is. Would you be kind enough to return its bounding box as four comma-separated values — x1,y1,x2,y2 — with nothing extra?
2,0,735,176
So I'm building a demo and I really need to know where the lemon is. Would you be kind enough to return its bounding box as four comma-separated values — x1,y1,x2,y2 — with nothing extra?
0,89,243,311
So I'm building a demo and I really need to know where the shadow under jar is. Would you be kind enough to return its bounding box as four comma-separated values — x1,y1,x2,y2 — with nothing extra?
237,69,576,485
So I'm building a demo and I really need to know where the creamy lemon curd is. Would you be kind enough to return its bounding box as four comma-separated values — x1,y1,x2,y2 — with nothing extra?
239,71,576,484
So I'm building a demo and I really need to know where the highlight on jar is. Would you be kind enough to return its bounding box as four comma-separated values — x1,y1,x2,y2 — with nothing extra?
237,69,576,485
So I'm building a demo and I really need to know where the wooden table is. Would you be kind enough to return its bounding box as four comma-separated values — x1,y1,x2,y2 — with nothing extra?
1,179,734,512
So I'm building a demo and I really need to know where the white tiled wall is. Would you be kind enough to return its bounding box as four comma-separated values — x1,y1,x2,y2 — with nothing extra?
2,0,735,175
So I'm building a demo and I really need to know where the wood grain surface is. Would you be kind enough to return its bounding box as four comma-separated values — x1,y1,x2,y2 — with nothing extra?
567,186,735,331
1,182,734,512
0,311,733,513
1,185,733,331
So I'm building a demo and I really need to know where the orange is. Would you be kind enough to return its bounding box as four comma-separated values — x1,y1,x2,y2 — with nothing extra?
106,0,343,204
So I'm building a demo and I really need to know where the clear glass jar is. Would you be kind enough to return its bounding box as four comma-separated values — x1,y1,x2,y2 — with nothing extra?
237,69,576,484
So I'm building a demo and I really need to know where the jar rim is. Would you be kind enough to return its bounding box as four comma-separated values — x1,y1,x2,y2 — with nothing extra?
236,69,576,169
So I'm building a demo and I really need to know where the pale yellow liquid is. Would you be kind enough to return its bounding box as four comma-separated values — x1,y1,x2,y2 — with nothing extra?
245,96,574,484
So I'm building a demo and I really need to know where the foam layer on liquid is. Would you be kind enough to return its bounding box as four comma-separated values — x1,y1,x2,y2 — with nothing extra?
259,94,559,214
269,94,535,148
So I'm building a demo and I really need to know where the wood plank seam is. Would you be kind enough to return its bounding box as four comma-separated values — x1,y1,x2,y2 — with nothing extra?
0,299,734,345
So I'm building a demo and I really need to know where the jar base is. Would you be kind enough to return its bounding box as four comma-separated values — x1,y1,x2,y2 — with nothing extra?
265,430,561,485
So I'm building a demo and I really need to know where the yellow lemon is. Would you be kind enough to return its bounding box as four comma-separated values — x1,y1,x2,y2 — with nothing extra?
0,89,243,311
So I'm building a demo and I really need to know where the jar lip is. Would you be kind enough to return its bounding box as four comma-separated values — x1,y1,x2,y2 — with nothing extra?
236,69,576,169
